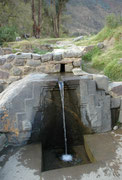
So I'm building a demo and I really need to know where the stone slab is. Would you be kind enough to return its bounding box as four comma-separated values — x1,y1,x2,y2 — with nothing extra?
41,130,122,180
0,143,42,180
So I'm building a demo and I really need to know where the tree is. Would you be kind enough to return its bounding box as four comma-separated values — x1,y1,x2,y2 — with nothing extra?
50,0,69,37
31,0,42,38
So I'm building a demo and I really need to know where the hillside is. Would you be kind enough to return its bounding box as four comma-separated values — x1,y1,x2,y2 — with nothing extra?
65,0,122,35
75,25,122,81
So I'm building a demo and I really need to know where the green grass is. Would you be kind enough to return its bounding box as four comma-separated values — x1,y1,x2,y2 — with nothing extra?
77,25,122,81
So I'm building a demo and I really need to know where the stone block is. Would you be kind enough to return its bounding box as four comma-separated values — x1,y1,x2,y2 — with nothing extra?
53,52,62,61
109,82,122,97
8,76,21,84
41,53,53,62
12,67,22,76
65,64,73,72
32,53,41,60
0,134,7,151
14,58,25,66
23,66,36,74
26,60,41,67
0,70,9,79
63,49,82,58
111,97,121,109
0,57,6,65
6,54,15,62
16,53,32,59
0,48,3,55
2,63,12,70
93,74,109,92
73,59,81,67
2,48,12,55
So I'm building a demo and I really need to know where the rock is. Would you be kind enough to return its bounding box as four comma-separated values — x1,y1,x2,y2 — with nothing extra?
6,54,15,62
53,52,62,61
109,82,122,97
13,67,22,76
97,42,104,49
63,49,82,58
23,66,36,75
73,59,82,67
37,64,60,73
82,45,95,54
16,37,21,41
14,58,25,66
0,70,9,79
41,53,53,62
65,64,73,72
113,126,118,130
0,57,6,65
93,74,109,92
72,68,88,76
73,36,84,42
16,53,32,59
8,76,21,84
26,60,41,67
111,97,121,109
0,134,7,151
2,63,13,70
2,48,12,55
0,47,3,55
32,53,41,60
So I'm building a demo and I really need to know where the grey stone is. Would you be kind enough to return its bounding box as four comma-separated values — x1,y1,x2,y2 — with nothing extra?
26,60,41,67
111,97,121,109
65,64,73,72
2,48,12,55
108,82,122,97
0,85,4,93
73,59,82,67
0,70,9,79
0,134,7,151
0,47,3,55
0,57,6,65
93,74,109,92
63,49,82,58
13,67,22,76
53,52,62,61
32,53,41,60
2,63,12,70
97,42,104,49
41,53,53,62
6,54,15,62
73,36,84,42
14,58,25,66
16,53,32,59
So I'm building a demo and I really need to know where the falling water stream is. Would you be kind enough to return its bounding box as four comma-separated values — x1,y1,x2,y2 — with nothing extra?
58,81,73,162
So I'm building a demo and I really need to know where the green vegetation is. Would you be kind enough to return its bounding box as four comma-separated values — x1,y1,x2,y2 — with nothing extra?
0,26,17,45
82,46,102,62
76,15,122,81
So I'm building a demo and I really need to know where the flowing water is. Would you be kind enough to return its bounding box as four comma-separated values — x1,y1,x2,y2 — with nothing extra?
58,81,73,162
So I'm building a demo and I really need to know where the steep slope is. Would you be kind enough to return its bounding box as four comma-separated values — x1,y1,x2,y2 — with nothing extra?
65,0,122,35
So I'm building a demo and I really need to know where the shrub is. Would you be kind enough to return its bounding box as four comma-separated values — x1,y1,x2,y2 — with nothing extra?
0,26,17,45
82,46,102,62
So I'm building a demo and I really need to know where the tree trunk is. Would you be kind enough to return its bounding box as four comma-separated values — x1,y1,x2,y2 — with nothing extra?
37,0,42,38
32,0,37,37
